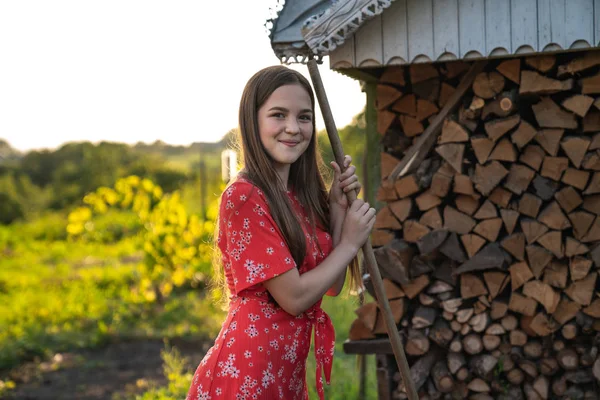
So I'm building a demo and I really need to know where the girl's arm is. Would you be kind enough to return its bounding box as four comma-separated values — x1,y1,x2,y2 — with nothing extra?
262,198,375,316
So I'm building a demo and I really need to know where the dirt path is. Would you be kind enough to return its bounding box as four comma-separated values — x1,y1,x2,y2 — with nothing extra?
3,338,211,400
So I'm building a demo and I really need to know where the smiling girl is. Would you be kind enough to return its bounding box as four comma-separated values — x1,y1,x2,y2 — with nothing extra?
186,65,375,400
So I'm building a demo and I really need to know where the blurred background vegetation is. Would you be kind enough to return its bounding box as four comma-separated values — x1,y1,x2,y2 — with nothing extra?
0,111,378,399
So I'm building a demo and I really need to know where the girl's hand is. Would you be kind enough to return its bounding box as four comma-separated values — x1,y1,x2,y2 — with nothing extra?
339,199,376,253
329,155,361,211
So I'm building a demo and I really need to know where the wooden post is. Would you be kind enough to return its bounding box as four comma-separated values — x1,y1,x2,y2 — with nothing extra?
308,59,418,400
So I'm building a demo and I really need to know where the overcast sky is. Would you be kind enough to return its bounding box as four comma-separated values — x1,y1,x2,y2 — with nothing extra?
0,0,365,152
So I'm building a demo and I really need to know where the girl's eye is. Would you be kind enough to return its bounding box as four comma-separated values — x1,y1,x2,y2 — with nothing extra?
271,113,285,118
299,115,312,122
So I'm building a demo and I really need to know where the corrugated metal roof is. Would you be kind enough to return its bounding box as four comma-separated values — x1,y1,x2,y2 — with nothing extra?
327,0,600,68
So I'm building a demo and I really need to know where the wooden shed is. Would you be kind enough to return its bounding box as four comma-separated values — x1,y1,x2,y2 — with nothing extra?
270,1,600,399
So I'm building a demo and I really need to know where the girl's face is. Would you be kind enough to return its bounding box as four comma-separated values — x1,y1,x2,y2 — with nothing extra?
257,84,314,172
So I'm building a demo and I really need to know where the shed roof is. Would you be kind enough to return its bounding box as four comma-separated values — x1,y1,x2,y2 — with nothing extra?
270,0,600,68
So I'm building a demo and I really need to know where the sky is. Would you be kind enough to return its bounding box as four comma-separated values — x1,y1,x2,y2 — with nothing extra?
0,1,365,152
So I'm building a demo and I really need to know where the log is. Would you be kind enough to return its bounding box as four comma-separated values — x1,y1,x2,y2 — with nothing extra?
473,71,505,99
584,171,600,195
401,274,430,299
473,217,503,242
482,89,518,120
531,175,559,201
510,261,534,290
473,161,509,196
435,143,464,173
521,218,549,244
501,232,525,260
392,93,417,115
520,70,573,95
510,329,528,346
540,156,569,181
474,200,497,220
582,151,600,170
484,114,520,142
377,180,399,202
439,232,467,262
490,300,508,320
562,94,595,117
468,377,491,393
519,193,543,218
427,280,453,295
454,243,506,275
564,237,589,257
554,186,583,213
525,55,555,72
500,315,518,331
524,340,543,359
443,206,476,234
416,229,448,254
403,220,430,243
537,231,563,258
455,194,479,216
557,51,600,76
522,280,560,314
456,308,474,324
509,292,538,316
520,145,546,171
469,354,498,378
394,174,421,198
453,174,478,196
374,239,413,286
561,136,591,168
405,329,431,356
371,229,395,247
461,273,488,299
355,302,378,331
378,110,397,135
430,171,453,197
429,319,454,347
438,120,469,144
410,63,438,84
525,245,553,278
539,357,559,376
349,318,377,340
529,312,559,336
500,209,520,235
377,84,403,110
561,168,590,190
447,352,466,375
511,120,538,150
543,262,569,290
557,348,579,371
569,256,592,281
415,190,441,211
484,271,509,299
496,58,521,84
581,71,600,94
564,272,597,306
489,187,512,208
389,198,413,222
504,164,535,195
471,136,495,164
532,97,578,129
568,210,595,240
400,115,424,137
412,306,437,328
551,376,567,397
416,99,439,122
380,66,406,86
535,129,564,157
463,334,483,355
489,138,517,162
506,368,525,385
461,233,486,258
431,360,454,393
561,323,578,340
538,201,571,230
375,207,403,230
420,207,443,230
438,82,455,107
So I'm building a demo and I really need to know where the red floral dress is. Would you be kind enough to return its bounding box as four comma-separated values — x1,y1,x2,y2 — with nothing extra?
186,177,336,400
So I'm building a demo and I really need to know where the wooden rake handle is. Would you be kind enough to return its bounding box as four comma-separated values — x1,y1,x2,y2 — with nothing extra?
307,59,419,400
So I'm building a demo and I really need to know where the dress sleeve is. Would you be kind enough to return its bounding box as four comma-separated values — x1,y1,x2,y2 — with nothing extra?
219,181,297,295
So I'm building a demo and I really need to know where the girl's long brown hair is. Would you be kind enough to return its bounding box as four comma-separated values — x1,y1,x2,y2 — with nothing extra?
213,65,361,301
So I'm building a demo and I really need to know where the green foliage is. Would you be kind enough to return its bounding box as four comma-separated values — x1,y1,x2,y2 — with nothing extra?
133,346,194,400
67,176,215,302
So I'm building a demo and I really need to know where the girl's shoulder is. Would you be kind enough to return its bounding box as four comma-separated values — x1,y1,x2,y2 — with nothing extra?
221,177,267,210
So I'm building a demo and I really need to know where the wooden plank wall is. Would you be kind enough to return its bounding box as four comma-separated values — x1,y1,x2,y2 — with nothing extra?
329,0,600,69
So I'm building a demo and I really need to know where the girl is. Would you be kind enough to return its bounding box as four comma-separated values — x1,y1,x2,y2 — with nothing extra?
186,65,376,400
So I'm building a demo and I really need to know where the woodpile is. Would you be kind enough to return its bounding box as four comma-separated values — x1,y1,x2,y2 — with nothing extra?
352,50,600,399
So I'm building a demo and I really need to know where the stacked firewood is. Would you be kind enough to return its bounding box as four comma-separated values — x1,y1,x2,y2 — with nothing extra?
350,50,600,399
